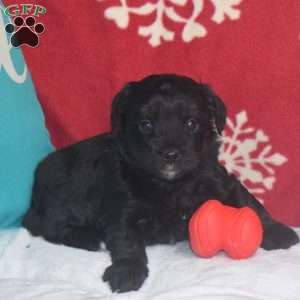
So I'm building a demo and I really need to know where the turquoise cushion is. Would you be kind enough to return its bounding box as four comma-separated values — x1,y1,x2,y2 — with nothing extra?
0,5,53,228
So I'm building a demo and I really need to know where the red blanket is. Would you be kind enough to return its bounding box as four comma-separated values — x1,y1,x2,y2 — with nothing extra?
4,0,300,225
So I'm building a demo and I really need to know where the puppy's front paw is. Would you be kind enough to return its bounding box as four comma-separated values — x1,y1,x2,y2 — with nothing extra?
103,258,148,293
261,222,299,250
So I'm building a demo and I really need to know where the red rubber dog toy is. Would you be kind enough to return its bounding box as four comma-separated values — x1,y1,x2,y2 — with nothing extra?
189,199,263,259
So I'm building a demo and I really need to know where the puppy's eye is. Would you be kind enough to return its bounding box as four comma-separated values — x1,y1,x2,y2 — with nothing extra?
185,118,199,133
139,119,153,134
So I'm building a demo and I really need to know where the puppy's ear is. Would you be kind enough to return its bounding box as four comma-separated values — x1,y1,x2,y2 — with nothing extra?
202,84,227,134
111,83,134,134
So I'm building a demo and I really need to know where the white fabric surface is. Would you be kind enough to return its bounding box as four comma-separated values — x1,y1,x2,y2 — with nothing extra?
0,228,299,300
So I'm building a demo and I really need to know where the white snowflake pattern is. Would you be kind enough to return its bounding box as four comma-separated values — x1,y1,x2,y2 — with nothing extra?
219,111,288,203
97,0,243,47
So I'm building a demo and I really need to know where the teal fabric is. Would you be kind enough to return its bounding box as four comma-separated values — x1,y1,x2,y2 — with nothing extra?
0,5,53,228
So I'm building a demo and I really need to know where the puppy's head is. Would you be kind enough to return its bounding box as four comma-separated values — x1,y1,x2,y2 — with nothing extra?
111,74,226,181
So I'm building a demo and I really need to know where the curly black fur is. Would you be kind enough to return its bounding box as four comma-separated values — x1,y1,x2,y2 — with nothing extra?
23,74,299,293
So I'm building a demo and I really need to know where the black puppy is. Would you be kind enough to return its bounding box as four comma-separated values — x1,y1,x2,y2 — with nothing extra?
23,74,299,293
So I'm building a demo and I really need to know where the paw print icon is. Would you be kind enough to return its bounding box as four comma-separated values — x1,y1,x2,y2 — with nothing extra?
5,16,45,48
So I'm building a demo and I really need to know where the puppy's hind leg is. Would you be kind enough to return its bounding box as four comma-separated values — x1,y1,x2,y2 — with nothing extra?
24,180,104,251
24,209,103,251
58,226,103,251
40,215,104,251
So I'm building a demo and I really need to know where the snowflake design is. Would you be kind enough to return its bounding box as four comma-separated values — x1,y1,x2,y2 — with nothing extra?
97,0,243,47
219,111,288,203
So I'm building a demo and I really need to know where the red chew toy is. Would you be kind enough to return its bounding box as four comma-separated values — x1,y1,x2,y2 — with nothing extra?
189,200,263,259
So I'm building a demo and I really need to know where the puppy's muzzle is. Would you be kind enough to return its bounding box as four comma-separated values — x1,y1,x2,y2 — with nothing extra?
163,150,181,163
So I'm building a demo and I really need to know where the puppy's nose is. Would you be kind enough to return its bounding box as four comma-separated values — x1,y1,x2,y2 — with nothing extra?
164,150,180,163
